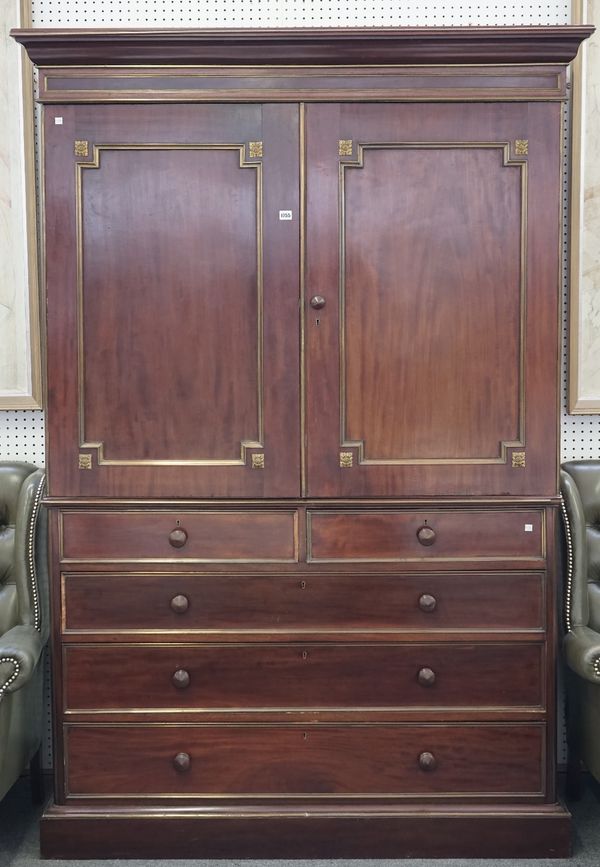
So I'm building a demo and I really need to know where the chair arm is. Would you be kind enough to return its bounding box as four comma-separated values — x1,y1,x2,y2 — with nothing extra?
0,625,44,697
560,469,590,628
564,625,600,684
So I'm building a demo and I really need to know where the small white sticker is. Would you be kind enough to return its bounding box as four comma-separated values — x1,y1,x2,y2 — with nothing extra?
524,523,533,532
279,210,293,221
54,117,63,125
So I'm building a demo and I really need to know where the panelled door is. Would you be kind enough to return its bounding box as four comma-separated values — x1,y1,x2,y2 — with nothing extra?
44,104,300,498
305,102,561,498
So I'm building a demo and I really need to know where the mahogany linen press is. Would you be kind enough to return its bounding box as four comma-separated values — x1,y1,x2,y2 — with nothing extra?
12,24,592,858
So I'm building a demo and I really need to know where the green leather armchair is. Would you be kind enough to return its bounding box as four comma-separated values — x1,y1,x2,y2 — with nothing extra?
0,462,47,802
560,460,600,794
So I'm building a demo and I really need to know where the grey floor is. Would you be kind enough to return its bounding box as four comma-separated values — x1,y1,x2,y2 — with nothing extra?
1,778,599,867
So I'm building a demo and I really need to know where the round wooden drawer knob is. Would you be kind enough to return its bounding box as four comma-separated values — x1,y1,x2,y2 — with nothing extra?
170,594,189,614
169,527,188,548
418,593,437,613
418,751,437,772
417,667,436,687
416,525,436,546
172,669,191,689
173,752,191,773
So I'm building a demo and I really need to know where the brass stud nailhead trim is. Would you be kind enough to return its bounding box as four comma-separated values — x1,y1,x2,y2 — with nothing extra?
560,493,574,632
28,474,46,633
0,658,20,699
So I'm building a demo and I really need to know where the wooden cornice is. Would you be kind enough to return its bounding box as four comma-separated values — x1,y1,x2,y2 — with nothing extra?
11,25,594,67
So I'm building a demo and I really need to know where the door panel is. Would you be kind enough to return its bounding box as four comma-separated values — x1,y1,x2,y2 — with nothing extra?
305,103,560,497
343,146,521,462
45,104,300,498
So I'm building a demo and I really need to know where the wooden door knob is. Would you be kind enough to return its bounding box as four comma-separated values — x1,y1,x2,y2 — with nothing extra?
170,594,189,614
418,751,437,772
169,528,188,548
310,295,326,309
416,525,436,546
417,667,436,687
418,593,437,613
172,669,191,689
173,752,191,772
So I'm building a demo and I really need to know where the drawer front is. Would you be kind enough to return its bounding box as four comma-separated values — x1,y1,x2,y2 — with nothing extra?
65,723,544,797
63,643,543,711
62,571,545,633
308,510,544,563
60,510,298,563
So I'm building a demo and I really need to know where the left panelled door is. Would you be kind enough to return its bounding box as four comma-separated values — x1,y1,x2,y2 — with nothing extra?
44,104,301,498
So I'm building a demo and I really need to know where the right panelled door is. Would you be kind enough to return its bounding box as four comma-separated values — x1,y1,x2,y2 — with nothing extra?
305,102,561,498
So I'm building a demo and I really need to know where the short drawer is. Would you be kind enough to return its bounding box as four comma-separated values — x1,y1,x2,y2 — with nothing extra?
308,509,544,563
64,723,544,797
63,643,544,711
61,572,545,633
60,510,298,563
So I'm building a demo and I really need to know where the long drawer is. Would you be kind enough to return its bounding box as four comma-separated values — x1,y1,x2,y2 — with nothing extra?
64,723,545,797
59,510,299,563
63,643,544,711
61,571,545,633
308,509,544,562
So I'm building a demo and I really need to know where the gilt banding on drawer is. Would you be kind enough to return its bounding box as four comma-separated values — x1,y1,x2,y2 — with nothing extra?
307,510,544,563
59,509,299,563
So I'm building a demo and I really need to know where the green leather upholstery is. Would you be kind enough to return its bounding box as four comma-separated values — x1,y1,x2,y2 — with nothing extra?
0,463,47,802
561,461,600,785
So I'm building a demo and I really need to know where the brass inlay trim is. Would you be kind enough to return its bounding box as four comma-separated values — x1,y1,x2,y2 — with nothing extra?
338,141,528,466
64,706,545,716
62,719,552,800
58,509,300,564
339,451,353,468
306,508,546,563
514,139,529,155
59,569,546,637
251,453,265,469
338,139,353,156
40,62,564,71
248,140,263,158
78,454,92,470
74,139,88,157
40,66,564,108
300,103,307,497
75,143,264,467
512,451,526,468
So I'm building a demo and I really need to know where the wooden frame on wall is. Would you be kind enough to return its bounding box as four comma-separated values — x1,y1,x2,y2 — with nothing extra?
0,0,42,408
569,0,600,413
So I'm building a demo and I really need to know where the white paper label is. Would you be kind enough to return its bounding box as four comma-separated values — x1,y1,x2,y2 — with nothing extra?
524,524,533,532
54,117,63,125
279,210,293,221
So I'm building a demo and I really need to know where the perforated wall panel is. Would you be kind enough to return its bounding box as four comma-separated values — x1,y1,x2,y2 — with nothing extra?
29,1,570,27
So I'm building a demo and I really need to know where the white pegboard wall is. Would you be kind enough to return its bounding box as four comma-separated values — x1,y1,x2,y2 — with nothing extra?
560,78,600,460
0,410,45,465
29,1,570,27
